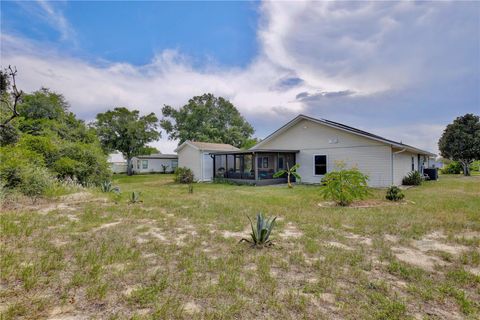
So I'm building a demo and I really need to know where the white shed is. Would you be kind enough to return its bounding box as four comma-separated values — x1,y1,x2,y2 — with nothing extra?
175,141,239,181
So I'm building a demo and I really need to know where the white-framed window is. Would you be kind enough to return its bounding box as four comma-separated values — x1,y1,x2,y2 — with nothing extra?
171,159,178,170
137,160,140,169
142,160,148,169
313,155,327,175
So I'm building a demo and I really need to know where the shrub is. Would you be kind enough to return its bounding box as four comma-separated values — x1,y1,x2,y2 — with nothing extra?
53,157,86,180
0,145,45,189
240,213,277,247
18,166,53,203
402,171,423,186
441,161,463,174
470,160,480,172
319,166,370,206
188,184,193,194
174,167,194,184
385,186,405,201
129,191,141,204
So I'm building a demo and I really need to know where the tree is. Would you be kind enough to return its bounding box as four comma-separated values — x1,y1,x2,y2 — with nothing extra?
160,93,254,148
438,114,480,176
94,107,160,175
1,66,23,129
273,163,301,188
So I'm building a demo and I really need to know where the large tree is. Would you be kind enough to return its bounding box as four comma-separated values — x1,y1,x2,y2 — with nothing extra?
438,113,480,176
94,107,160,175
160,93,254,148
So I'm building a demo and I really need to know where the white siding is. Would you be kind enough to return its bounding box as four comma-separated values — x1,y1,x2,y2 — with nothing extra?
177,145,202,181
393,151,419,185
131,158,178,174
256,118,393,187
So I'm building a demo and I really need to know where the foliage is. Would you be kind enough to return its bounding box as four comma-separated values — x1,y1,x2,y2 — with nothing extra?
18,134,59,166
161,164,169,174
188,184,194,194
402,171,423,186
129,191,142,204
273,163,301,188
0,145,45,189
441,161,463,174
174,167,194,184
94,107,160,175
240,213,277,247
438,114,480,176
0,124,19,146
17,166,53,203
469,160,480,172
385,186,405,201
160,93,255,148
319,164,370,206
101,181,113,193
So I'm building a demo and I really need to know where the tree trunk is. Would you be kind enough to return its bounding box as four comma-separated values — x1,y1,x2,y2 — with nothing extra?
287,172,293,188
462,161,471,176
127,157,133,176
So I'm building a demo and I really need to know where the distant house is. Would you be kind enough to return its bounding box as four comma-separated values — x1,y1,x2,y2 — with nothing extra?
107,152,127,174
131,154,178,174
178,115,436,186
174,141,239,181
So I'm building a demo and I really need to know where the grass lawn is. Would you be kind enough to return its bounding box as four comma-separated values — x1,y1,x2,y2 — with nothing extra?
1,174,479,319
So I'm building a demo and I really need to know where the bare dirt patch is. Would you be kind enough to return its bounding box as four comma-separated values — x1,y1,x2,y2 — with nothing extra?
392,246,447,271
279,222,303,239
92,221,122,232
183,301,201,314
325,241,354,251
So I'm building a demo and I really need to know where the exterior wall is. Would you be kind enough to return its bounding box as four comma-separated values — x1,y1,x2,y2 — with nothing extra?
110,162,127,174
131,158,178,174
392,151,419,186
177,146,202,181
254,118,393,187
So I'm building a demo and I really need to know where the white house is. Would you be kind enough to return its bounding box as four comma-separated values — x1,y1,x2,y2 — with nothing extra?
131,154,178,174
107,152,127,174
174,141,239,181
179,115,436,187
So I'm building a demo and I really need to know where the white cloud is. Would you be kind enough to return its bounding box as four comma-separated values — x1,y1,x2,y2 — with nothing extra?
1,1,478,154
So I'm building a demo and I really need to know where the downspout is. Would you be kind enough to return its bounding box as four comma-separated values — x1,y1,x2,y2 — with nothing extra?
392,148,407,185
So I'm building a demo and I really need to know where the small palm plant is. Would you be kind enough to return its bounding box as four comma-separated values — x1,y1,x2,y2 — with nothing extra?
240,213,277,247
273,163,301,188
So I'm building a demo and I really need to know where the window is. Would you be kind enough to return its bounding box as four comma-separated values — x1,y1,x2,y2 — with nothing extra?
314,155,327,175
257,156,269,169
142,160,148,169
278,156,284,170
172,160,178,170
137,160,140,169
411,156,415,171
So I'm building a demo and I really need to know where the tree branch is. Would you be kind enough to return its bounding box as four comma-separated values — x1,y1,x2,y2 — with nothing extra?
1,65,23,128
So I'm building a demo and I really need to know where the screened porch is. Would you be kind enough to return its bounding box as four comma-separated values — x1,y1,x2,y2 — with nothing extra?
211,150,297,185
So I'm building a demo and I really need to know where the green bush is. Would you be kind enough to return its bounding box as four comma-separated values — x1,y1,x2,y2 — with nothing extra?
52,157,87,181
441,161,463,174
469,160,480,172
18,135,59,166
319,166,370,206
385,186,405,201
0,145,45,188
402,171,423,186
174,167,194,184
18,166,53,202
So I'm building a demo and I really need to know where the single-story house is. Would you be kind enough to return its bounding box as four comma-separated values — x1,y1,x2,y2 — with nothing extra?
178,115,436,187
107,152,127,174
174,141,239,181
131,154,178,174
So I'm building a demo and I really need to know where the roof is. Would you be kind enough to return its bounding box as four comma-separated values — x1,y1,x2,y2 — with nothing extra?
134,153,178,159
251,114,436,156
174,140,239,153
107,152,126,163
210,149,299,155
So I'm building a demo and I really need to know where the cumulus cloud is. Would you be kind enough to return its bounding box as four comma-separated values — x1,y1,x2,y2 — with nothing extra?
1,1,478,154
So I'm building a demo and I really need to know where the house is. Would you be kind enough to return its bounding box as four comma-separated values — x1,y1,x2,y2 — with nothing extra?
174,141,239,181
201,115,435,187
107,152,127,174
131,154,178,174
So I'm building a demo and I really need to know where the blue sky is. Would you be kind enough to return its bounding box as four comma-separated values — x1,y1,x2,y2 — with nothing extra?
1,1,479,153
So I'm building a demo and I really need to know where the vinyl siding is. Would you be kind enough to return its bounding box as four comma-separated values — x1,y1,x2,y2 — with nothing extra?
256,118,393,187
131,158,177,174
393,151,419,186
177,145,202,181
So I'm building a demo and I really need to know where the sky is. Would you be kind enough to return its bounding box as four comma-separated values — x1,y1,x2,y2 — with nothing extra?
1,1,479,154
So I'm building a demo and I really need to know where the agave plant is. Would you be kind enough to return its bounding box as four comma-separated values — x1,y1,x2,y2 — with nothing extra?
188,184,194,194
273,163,301,188
129,191,142,204
240,213,277,247
100,181,113,193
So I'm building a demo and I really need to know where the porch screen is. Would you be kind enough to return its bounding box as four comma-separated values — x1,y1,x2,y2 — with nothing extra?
314,155,327,175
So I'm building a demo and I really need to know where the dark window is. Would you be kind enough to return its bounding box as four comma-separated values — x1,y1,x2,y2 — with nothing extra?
262,157,269,168
278,156,284,169
257,156,263,169
411,157,415,171
314,155,327,175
